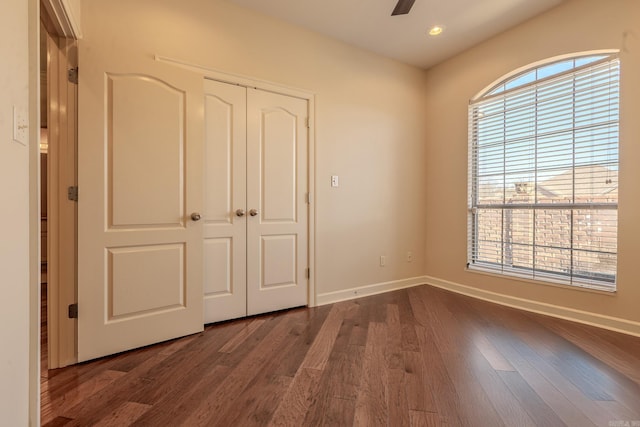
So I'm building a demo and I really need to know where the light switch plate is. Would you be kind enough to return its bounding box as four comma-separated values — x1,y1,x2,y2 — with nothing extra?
331,175,339,187
13,106,28,146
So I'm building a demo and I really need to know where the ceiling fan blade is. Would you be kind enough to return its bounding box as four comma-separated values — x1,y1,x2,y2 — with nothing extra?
391,0,416,16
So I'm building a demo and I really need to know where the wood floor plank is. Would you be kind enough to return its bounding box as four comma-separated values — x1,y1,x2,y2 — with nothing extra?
321,338,365,401
464,296,618,427
464,347,537,426
472,333,515,372
132,364,231,425
89,402,151,427
59,352,174,422
348,300,371,346
487,306,627,406
215,315,282,368
515,337,624,426
401,322,420,352
60,321,246,424
178,314,302,426
413,326,464,424
498,370,566,427
386,304,404,370
272,305,333,378
43,416,73,427
302,334,364,424
482,328,597,427
432,294,578,427
290,303,361,425
42,369,126,423
409,410,441,427
354,322,389,426
395,290,419,326
218,374,293,426
124,323,250,406
387,367,410,427
269,368,322,426
299,302,354,371
318,397,356,426
403,351,436,413
597,400,640,424
540,317,640,385
215,310,330,426
218,318,266,353
532,315,640,414
414,290,505,427
41,285,640,426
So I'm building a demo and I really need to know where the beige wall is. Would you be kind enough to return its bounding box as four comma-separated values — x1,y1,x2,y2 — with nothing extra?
79,0,429,297
425,0,640,322
0,0,33,423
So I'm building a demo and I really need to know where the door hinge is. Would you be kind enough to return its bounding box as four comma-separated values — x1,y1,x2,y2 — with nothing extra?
68,303,78,319
306,192,311,204
68,67,79,84
305,117,310,129
68,186,78,201
305,268,310,279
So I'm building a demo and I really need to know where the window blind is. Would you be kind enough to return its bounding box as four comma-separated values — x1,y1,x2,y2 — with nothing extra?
468,54,620,291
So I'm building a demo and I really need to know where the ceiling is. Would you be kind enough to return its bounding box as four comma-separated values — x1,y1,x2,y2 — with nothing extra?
228,0,564,69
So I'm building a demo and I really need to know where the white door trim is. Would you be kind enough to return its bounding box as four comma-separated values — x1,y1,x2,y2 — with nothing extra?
153,55,317,308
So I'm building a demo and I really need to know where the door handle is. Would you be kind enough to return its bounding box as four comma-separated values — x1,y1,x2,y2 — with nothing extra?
191,212,201,221
249,209,259,217
235,209,246,217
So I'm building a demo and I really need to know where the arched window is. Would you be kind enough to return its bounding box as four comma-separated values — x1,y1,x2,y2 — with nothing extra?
467,52,619,291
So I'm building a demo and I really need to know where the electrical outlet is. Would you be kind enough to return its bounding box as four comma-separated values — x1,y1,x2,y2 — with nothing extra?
380,255,386,267
407,251,413,262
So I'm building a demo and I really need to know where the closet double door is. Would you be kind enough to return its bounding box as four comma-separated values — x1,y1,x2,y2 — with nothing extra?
203,79,309,323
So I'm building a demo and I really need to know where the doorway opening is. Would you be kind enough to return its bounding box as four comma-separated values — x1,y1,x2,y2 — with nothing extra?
39,19,50,378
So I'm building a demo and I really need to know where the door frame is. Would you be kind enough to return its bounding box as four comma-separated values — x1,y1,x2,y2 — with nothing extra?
44,32,78,369
40,0,82,40
42,3,80,369
156,55,318,307
31,0,80,422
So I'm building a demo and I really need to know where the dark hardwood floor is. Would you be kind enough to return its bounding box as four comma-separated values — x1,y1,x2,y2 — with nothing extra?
41,285,640,426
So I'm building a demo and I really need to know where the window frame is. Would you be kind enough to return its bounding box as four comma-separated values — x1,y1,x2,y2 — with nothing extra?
467,51,620,292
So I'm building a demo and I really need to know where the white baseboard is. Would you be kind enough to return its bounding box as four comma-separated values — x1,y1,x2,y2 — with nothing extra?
423,275,640,338
316,275,640,337
316,276,426,306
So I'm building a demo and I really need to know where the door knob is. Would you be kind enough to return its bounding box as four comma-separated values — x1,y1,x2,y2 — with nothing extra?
235,209,246,217
249,209,259,217
191,212,201,221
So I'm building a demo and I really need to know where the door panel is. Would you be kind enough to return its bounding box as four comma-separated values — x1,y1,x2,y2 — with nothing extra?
247,89,308,315
203,80,247,324
108,244,185,318
261,234,297,288
108,75,185,228
260,109,298,222
204,238,232,295
78,57,204,362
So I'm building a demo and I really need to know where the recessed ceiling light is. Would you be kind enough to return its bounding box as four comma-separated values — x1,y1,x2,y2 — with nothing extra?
429,25,444,36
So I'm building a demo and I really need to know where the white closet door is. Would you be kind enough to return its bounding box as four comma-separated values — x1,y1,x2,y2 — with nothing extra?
246,88,309,315
203,79,247,324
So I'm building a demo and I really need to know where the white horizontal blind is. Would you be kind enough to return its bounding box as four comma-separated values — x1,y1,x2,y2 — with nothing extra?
468,54,620,291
